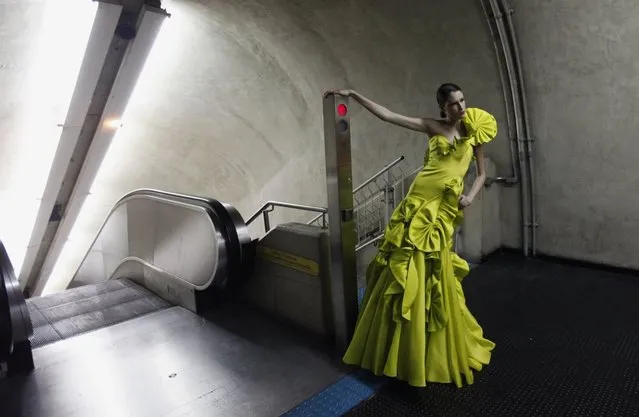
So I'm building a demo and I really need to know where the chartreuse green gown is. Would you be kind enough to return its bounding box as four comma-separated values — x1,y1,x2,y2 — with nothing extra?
343,107,498,388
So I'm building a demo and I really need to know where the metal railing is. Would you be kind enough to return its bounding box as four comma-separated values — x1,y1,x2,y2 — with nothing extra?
246,201,328,233
353,155,405,194
249,148,494,257
355,234,384,252
247,155,410,247
308,155,407,238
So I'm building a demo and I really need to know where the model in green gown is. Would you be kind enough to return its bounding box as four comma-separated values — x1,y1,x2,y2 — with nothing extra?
329,83,497,388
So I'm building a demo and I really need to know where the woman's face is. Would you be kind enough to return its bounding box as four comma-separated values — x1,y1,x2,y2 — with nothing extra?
443,90,466,121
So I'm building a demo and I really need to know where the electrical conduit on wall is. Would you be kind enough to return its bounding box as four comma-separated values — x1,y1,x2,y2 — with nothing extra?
481,0,537,256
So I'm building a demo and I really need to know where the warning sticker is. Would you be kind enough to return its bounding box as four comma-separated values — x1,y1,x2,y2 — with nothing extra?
257,246,319,276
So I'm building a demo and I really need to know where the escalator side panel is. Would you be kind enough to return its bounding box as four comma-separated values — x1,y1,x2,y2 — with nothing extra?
66,191,253,313
0,240,34,376
0,262,12,359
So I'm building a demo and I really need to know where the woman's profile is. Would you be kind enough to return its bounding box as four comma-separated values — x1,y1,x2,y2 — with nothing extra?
326,83,497,388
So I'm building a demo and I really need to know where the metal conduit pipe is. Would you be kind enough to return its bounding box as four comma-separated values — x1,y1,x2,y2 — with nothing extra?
479,0,519,187
499,0,538,256
485,0,532,257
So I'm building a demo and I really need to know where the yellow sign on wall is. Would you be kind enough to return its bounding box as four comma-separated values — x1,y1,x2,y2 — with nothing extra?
257,246,319,276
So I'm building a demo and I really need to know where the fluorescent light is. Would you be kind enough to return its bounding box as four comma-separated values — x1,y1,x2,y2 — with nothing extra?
41,6,169,295
0,0,99,278
17,1,123,291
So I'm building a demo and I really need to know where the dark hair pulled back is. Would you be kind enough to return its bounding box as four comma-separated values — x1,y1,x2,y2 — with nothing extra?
436,83,462,118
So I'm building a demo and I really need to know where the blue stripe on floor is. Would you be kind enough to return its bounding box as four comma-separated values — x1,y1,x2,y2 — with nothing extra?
282,370,386,417
282,287,386,417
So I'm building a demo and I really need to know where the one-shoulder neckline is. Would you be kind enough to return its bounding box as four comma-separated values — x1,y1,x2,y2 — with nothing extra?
430,118,470,145
429,133,468,146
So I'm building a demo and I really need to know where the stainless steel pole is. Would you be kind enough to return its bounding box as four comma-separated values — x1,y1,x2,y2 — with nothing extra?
323,93,359,351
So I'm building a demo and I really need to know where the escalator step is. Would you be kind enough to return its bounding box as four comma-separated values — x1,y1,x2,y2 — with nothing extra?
27,279,171,349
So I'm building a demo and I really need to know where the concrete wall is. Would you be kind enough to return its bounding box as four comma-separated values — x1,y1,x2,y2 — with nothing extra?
42,0,515,287
230,0,513,236
509,0,639,268
95,0,510,224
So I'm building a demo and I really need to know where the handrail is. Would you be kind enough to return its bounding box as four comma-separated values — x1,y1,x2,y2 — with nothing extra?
246,201,328,232
108,256,193,285
119,189,252,276
0,241,14,359
0,239,33,361
355,234,383,252
353,155,404,193
119,188,221,208
69,188,251,291
308,155,406,226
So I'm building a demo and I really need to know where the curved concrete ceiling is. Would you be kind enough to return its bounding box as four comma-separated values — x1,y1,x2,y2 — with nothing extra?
2,0,512,293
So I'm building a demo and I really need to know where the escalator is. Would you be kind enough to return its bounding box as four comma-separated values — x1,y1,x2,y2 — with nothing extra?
2,189,254,353
0,189,346,417
0,239,34,378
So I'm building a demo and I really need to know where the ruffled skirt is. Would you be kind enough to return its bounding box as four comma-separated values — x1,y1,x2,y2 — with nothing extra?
343,177,495,387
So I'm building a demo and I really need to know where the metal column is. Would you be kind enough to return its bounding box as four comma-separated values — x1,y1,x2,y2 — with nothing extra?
323,93,359,352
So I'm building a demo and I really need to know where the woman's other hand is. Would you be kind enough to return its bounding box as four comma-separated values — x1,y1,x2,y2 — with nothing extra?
459,195,472,209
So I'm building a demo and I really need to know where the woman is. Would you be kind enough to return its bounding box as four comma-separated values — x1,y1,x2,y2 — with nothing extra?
328,83,496,388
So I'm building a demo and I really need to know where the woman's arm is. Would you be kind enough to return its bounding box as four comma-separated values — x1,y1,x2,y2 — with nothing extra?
460,145,487,208
326,89,438,134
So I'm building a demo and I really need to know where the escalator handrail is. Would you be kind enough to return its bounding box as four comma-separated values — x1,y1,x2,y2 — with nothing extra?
119,188,226,210
246,201,328,227
119,189,252,283
123,188,251,271
0,241,13,358
0,240,33,359
71,188,251,290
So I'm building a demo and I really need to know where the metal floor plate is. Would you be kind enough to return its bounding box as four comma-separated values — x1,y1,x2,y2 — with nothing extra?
0,304,347,417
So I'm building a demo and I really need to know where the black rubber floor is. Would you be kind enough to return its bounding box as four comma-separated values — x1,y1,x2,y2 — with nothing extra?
345,252,639,417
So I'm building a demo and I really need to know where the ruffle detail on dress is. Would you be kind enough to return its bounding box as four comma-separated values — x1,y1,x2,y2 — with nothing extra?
428,108,497,160
370,177,467,332
462,107,498,147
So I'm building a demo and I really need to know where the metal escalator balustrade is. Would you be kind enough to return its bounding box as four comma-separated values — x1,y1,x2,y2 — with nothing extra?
0,239,34,378
0,245,12,360
65,189,252,314
0,243,14,367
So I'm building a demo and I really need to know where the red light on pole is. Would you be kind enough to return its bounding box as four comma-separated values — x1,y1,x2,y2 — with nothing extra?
337,104,348,117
